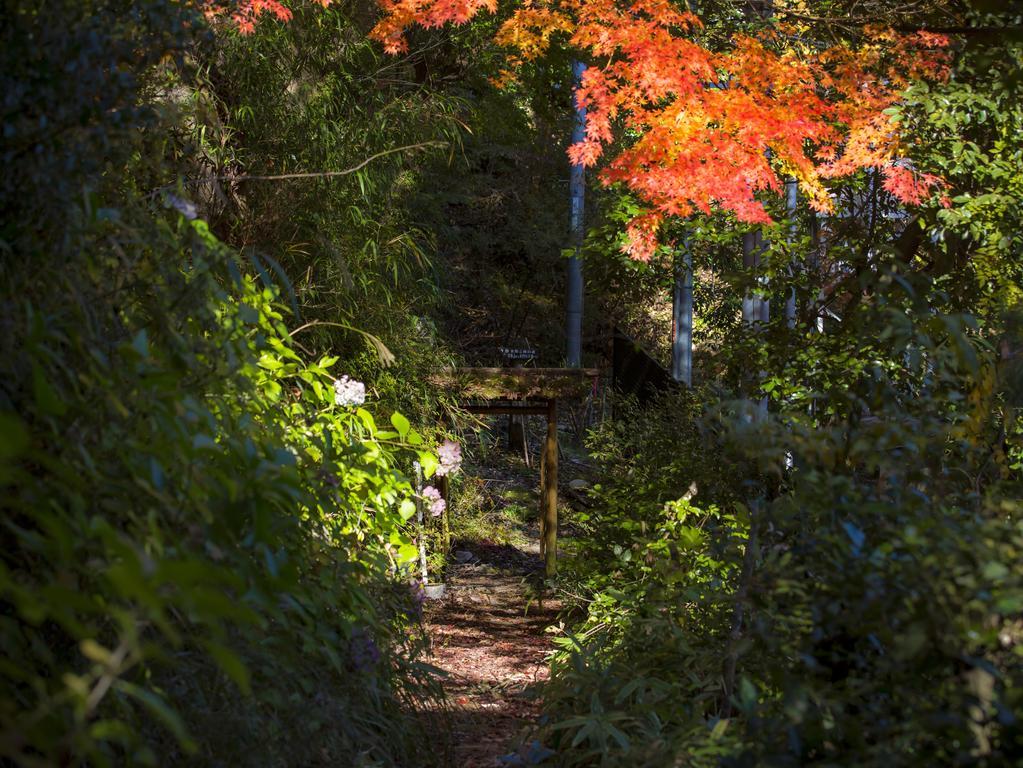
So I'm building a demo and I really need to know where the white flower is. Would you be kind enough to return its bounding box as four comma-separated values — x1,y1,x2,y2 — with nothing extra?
333,375,366,407
436,439,461,477
422,485,446,517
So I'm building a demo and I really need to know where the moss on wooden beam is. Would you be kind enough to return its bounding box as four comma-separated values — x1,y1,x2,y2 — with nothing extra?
431,367,600,400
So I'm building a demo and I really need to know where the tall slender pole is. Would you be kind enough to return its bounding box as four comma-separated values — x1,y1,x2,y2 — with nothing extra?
810,213,824,333
757,231,770,327
784,178,798,328
414,462,428,585
742,229,768,419
566,61,587,368
672,244,693,386
742,231,762,327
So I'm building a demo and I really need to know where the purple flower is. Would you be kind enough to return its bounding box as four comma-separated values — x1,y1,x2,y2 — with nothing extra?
407,581,427,619
422,485,446,517
410,581,427,606
436,439,461,477
166,193,198,220
333,375,366,407
349,626,380,672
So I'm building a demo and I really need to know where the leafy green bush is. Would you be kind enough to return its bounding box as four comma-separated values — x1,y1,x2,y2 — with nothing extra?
541,308,1023,766
0,212,447,764
1,2,451,764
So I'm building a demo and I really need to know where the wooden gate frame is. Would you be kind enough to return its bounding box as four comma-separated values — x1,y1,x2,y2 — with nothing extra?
434,368,599,577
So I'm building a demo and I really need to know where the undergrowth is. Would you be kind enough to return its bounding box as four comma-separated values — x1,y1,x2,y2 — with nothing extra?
540,381,1023,766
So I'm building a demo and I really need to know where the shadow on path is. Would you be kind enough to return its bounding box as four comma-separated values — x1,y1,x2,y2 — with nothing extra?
425,540,559,767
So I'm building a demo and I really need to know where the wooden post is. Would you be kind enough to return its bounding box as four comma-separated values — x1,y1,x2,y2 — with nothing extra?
543,398,558,577
538,441,546,558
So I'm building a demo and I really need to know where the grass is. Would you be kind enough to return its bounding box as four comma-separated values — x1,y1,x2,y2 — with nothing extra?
449,475,536,549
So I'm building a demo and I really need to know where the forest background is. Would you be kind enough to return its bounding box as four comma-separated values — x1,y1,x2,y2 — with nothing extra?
2,0,1023,766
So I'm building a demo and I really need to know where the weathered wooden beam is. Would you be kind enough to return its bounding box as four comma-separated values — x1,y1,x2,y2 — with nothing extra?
459,403,551,415
432,367,599,400
543,398,558,577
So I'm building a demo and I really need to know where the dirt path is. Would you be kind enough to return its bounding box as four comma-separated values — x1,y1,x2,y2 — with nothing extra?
425,541,559,767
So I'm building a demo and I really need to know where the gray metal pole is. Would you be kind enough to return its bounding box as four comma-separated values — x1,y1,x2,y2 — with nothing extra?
566,60,587,368
672,245,693,386
742,231,758,327
742,229,768,419
784,178,798,328
810,212,824,333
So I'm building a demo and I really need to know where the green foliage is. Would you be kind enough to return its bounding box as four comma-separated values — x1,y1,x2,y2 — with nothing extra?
539,392,745,766
6,2,1023,767
895,31,1023,315
1,1,453,764
544,341,1023,764
540,38,1023,756
1,214,446,765
176,0,467,416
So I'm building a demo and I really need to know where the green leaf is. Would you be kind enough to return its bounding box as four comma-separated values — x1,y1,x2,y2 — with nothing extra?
397,543,419,563
205,640,252,695
399,499,416,521
131,330,149,358
114,680,197,753
738,677,758,711
0,413,29,459
418,452,439,478
356,408,376,433
32,361,66,416
983,561,1009,581
391,412,410,438
80,639,112,665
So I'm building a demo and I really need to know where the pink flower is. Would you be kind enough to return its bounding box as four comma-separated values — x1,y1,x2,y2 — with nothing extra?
422,485,446,517
436,439,461,477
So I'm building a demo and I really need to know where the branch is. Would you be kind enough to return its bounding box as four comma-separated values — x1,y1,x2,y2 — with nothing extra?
771,7,1022,37
288,320,396,367
154,141,447,195
893,24,1023,36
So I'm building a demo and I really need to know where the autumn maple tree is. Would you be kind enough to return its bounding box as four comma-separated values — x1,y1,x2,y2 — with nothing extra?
370,0,951,259
203,0,332,33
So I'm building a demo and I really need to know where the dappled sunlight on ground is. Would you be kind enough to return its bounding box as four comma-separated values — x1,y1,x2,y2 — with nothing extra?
425,552,561,766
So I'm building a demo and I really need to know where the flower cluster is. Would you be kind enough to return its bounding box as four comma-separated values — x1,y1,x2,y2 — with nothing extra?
422,485,445,517
407,581,427,619
333,375,366,407
436,439,461,476
348,626,380,672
